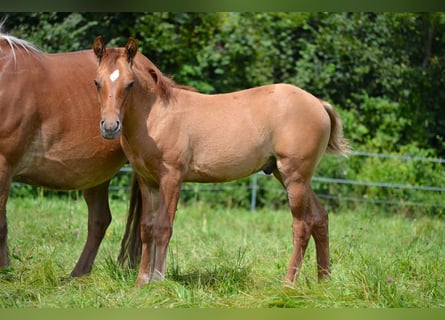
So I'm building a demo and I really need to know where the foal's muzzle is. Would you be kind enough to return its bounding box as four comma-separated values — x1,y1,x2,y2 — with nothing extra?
100,119,121,140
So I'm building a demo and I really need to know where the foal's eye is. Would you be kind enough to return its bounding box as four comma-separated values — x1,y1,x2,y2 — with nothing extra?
94,80,101,89
126,80,135,90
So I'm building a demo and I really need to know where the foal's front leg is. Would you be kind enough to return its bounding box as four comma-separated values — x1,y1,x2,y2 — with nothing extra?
135,168,182,286
151,169,182,281
135,181,159,287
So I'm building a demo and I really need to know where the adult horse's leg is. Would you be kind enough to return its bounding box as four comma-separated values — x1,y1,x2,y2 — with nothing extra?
70,181,112,277
0,157,12,270
308,188,330,280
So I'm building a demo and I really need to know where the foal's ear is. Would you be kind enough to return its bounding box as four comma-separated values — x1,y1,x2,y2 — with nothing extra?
125,37,138,64
93,36,106,63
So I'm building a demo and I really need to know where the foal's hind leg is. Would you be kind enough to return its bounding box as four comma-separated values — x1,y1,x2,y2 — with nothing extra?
70,181,112,277
273,168,312,283
273,161,312,284
274,168,329,283
308,188,330,280
285,179,313,283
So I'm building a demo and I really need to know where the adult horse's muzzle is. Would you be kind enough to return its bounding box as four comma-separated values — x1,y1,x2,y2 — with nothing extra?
100,119,121,140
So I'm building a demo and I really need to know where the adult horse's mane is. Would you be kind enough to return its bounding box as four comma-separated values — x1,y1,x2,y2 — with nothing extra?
0,26,42,65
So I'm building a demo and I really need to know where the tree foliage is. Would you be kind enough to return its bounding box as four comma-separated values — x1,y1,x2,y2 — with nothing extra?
3,13,444,213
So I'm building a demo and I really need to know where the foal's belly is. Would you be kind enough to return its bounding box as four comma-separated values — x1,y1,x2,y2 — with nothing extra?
182,129,275,183
184,152,271,183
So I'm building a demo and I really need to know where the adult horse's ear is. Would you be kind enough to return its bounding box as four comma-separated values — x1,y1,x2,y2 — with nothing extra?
125,37,138,64
93,36,106,63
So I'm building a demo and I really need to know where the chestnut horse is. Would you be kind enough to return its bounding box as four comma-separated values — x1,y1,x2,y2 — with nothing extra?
93,37,349,287
0,31,130,277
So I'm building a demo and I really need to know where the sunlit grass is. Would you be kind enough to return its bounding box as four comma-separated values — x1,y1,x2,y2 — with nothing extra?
1,196,444,307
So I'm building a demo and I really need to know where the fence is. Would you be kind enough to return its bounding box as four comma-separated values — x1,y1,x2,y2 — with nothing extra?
109,151,444,211
11,151,445,212
250,151,445,211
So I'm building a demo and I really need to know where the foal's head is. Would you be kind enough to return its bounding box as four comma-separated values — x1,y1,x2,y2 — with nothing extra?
93,36,138,140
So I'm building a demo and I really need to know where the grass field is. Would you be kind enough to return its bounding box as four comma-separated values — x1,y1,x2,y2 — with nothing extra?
1,196,444,308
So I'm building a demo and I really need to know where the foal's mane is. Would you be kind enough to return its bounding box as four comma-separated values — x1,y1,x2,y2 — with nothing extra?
141,57,196,101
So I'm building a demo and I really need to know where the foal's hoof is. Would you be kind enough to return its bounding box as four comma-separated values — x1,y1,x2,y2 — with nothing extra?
135,270,165,287
150,269,165,282
135,275,150,288
281,280,296,290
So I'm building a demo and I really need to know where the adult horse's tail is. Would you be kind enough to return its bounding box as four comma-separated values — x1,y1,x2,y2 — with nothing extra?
321,100,350,155
118,174,142,268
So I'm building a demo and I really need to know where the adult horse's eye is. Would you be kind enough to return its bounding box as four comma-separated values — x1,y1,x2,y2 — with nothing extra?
94,80,101,89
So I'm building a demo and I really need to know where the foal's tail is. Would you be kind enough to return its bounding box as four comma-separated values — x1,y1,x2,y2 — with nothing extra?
321,100,350,155
117,173,142,268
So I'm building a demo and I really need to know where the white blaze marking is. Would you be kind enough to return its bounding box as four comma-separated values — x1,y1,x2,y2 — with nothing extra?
110,69,120,82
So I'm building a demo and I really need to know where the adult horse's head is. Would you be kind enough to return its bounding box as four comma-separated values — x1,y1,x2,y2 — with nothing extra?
93,36,138,140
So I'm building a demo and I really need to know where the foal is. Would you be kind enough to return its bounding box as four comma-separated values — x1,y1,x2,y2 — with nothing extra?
93,36,349,286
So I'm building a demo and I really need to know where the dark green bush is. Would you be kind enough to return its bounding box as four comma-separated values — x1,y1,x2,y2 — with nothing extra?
4,13,444,216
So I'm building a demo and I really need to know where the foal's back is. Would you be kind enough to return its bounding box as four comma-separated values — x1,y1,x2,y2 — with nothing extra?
159,84,331,182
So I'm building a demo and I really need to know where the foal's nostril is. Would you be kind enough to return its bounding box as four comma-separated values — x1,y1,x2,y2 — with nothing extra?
100,119,121,139
100,120,119,131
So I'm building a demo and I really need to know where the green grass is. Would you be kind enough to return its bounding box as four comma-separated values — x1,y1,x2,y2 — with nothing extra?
1,196,444,307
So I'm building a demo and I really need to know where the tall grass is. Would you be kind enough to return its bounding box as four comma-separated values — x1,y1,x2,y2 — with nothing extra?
1,196,443,307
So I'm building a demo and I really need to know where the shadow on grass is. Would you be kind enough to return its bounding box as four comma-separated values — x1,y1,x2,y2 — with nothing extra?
101,247,255,296
168,247,255,293
169,264,253,293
